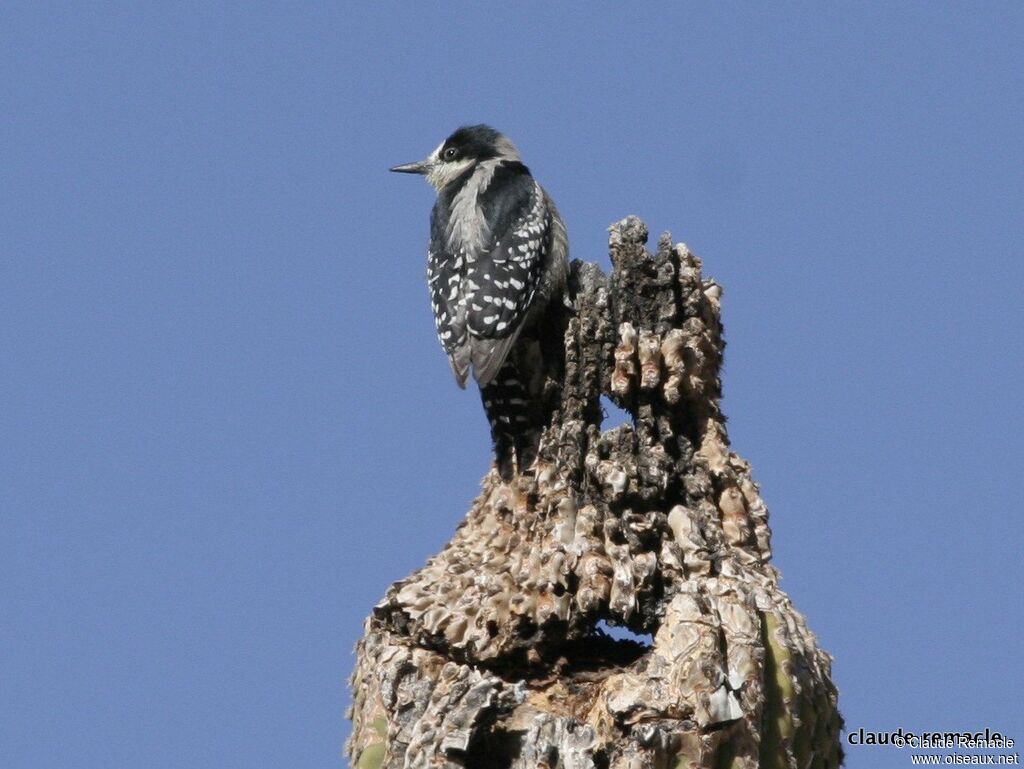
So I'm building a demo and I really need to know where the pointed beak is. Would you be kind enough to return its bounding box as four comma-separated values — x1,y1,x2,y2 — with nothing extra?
390,160,429,175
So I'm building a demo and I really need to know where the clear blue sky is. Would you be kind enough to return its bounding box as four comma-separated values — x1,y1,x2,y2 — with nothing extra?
3,4,1021,768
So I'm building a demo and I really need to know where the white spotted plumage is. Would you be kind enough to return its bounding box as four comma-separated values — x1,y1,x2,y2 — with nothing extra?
427,172,562,389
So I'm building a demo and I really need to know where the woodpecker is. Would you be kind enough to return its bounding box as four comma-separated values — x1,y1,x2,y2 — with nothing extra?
391,125,569,479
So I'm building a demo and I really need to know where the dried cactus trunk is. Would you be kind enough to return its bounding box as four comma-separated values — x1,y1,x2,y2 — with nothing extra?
347,217,843,769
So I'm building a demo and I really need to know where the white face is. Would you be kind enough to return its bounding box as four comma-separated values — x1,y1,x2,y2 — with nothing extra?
424,142,476,191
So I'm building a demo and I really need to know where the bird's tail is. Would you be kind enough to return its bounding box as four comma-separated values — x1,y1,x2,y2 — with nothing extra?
480,359,539,481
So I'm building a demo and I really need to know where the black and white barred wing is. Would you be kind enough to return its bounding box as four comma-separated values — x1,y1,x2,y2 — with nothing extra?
464,182,552,385
426,242,472,388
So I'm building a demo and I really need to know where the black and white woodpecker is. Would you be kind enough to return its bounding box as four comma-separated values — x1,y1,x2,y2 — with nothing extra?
391,125,569,479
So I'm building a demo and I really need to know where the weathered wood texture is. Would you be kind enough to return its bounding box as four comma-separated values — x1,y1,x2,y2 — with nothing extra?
348,217,843,769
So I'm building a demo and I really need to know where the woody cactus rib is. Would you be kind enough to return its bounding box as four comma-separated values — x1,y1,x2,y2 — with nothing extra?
347,216,843,769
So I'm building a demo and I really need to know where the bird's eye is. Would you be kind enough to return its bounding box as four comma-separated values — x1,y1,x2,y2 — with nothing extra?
443,147,459,160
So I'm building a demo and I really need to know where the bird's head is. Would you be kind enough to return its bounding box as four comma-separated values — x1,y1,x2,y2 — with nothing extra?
390,125,521,191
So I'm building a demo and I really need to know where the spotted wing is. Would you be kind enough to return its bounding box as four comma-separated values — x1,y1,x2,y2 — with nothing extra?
427,214,471,388
464,179,551,385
